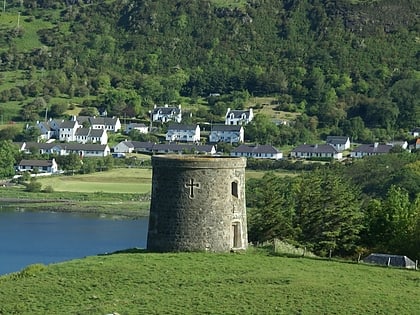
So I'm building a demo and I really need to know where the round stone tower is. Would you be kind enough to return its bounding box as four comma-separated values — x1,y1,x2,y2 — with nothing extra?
147,155,247,252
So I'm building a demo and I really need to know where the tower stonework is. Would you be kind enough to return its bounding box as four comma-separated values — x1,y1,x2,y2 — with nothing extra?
147,155,247,252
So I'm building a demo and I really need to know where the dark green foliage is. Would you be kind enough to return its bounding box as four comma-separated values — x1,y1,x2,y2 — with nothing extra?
24,178,42,192
0,140,20,178
247,169,364,256
1,0,418,137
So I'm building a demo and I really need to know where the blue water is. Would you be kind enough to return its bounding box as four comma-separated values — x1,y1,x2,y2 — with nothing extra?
0,209,149,275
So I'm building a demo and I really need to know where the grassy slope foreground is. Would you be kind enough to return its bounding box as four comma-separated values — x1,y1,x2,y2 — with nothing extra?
0,251,419,314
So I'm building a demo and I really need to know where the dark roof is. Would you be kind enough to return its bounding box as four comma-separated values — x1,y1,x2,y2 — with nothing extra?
89,117,119,125
167,124,198,130
326,136,349,145
130,141,155,149
152,143,214,153
352,143,392,154
59,121,77,128
227,109,251,119
152,106,180,115
232,144,280,154
363,253,416,268
211,125,243,132
291,144,338,153
75,116,90,124
60,143,109,151
89,129,106,137
19,159,53,167
24,142,58,150
75,128,90,136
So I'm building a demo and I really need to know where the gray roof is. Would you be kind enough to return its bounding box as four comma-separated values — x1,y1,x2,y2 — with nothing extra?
89,129,106,137
232,144,280,154
167,124,198,131
24,142,58,150
211,125,242,132
60,143,109,151
352,143,392,154
363,253,416,268
19,159,53,167
130,141,155,149
326,136,349,145
153,106,180,115
291,144,338,154
75,128,90,136
89,117,119,125
152,143,214,153
59,121,77,128
227,109,251,119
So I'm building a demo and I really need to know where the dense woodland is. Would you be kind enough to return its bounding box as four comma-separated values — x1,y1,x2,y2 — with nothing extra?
0,0,419,258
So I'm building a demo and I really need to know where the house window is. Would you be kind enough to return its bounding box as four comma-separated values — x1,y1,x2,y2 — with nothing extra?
231,181,238,198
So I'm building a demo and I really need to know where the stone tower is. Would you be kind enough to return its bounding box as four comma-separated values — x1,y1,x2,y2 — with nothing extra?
147,155,247,252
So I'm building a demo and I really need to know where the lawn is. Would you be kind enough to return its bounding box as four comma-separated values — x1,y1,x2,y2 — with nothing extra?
0,249,418,314
36,168,153,194
0,11,53,52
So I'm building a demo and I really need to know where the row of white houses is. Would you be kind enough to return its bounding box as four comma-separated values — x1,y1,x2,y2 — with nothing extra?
151,104,254,126
37,116,121,144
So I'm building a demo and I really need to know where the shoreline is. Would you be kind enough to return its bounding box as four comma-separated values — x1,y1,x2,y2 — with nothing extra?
0,198,149,219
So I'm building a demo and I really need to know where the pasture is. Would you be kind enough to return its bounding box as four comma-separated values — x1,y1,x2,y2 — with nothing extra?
0,249,418,314
36,168,153,194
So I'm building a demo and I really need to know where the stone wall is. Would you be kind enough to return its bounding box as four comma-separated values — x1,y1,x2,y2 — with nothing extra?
147,155,247,252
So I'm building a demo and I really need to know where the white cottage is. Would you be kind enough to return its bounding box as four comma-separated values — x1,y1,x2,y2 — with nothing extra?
225,108,254,125
209,125,244,143
166,124,200,142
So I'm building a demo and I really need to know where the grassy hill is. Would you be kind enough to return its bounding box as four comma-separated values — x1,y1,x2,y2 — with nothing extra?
0,249,418,314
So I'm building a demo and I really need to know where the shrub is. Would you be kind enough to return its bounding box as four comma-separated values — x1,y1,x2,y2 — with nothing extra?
25,180,42,192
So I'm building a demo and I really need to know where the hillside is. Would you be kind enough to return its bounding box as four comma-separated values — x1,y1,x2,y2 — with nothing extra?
0,250,419,314
0,0,419,142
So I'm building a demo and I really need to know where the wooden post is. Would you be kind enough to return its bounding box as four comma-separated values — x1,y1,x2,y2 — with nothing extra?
329,249,332,260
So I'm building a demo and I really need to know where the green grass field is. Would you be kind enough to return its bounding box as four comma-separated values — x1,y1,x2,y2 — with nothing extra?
36,168,153,194
0,249,418,314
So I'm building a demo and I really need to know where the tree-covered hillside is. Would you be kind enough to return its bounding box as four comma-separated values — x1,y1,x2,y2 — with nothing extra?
0,0,419,140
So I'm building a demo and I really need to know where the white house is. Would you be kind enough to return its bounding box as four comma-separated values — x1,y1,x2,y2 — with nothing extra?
113,140,154,153
230,144,283,160
89,116,121,133
62,143,111,157
75,128,108,145
152,104,182,123
209,125,244,143
166,124,200,142
326,136,351,152
350,143,392,158
125,123,149,134
58,120,79,142
16,158,59,174
225,108,254,125
290,144,342,160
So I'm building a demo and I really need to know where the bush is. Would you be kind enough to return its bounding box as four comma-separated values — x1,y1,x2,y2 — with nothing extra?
24,180,42,192
42,185,54,193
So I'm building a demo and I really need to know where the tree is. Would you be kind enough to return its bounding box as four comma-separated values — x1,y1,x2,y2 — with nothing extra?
247,173,297,243
56,153,82,175
245,114,279,144
0,140,19,178
294,169,363,255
